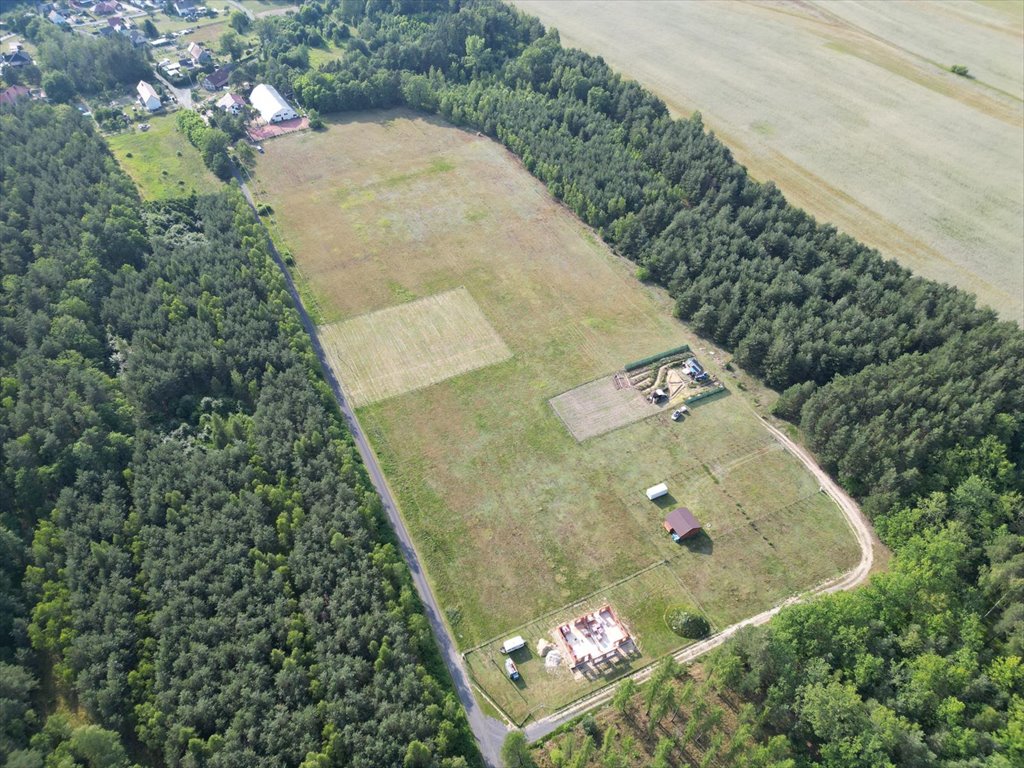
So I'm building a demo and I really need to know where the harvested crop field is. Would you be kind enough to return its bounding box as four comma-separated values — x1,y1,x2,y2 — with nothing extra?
318,287,512,406
515,0,1024,323
251,111,861,706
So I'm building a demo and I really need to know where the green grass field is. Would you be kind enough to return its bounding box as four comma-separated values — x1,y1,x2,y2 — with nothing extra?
464,564,688,724
106,115,221,200
251,110,862,720
236,0,296,15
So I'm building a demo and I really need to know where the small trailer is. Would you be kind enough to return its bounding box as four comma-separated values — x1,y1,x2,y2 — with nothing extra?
646,483,669,501
505,658,521,681
500,636,526,654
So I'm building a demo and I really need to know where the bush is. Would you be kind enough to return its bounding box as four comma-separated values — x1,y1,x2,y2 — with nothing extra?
951,64,970,77
581,714,600,740
666,608,710,639
772,380,818,422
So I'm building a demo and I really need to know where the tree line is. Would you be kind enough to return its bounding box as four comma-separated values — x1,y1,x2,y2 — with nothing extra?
228,1,1022,765
6,0,1022,764
1,100,478,768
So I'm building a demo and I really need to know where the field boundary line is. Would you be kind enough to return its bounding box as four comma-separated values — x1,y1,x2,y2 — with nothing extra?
522,410,876,742
462,559,667,657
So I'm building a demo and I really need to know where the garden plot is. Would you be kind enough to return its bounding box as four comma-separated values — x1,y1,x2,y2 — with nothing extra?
550,376,656,441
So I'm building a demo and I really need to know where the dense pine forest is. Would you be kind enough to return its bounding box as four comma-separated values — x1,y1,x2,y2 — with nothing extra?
239,1,1023,764
4,0,1023,766
0,101,477,767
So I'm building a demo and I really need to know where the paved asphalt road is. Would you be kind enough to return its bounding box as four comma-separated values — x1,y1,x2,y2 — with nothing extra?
236,176,509,767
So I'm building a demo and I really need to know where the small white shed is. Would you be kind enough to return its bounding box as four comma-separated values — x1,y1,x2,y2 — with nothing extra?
646,483,669,501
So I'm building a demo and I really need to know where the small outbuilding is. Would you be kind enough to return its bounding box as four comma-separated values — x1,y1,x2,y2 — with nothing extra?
646,482,669,501
664,507,702,541
216,92,245,114
249,83,298,123
136,80,161,112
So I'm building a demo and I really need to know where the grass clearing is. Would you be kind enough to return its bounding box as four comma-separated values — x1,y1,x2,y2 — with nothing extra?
318,287,512,407
237,0,296,15
514,0,1024,323
465,564,689,724
106,115,221,200
252,110,861,720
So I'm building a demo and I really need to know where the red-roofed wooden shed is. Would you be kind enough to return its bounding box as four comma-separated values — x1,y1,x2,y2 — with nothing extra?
663,508,702,540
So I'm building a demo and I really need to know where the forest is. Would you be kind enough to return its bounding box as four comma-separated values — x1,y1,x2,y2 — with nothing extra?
0,101,477,768
235,1,1022,765
3,0,1023,765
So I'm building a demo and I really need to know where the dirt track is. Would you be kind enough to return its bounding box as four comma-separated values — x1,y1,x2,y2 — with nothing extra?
524,413,875,742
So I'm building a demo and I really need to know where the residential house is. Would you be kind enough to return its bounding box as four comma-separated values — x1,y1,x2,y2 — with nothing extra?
48,9,69,25
136,80,161,111
216,92,245,115
91,1,119,14
201,64,232,91
187,42,211,64
0,84,31,107
0,50,33,69
173,0,196,16
108,15,131,32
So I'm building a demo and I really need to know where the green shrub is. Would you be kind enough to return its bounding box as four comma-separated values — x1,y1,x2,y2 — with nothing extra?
666,608,710,639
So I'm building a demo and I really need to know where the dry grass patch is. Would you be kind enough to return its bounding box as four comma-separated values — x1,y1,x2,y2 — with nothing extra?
252,111,861,657
550,376,655,441
318,287,511,406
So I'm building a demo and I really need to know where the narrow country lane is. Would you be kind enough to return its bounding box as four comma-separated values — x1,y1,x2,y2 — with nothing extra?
235,174,509,767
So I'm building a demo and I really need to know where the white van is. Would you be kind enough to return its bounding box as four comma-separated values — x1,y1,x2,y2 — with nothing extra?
500,636,526,654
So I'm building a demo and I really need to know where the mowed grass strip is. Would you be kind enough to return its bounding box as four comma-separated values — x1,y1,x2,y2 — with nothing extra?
318,287,512,406
550,376,656,441
106,115,221,200
253,111,861,652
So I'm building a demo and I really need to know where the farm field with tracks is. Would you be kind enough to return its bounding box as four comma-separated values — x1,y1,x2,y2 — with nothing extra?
251,110,861,721
515,0,1024,323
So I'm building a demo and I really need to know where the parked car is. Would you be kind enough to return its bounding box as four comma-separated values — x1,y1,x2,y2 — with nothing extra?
504,658,521,681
